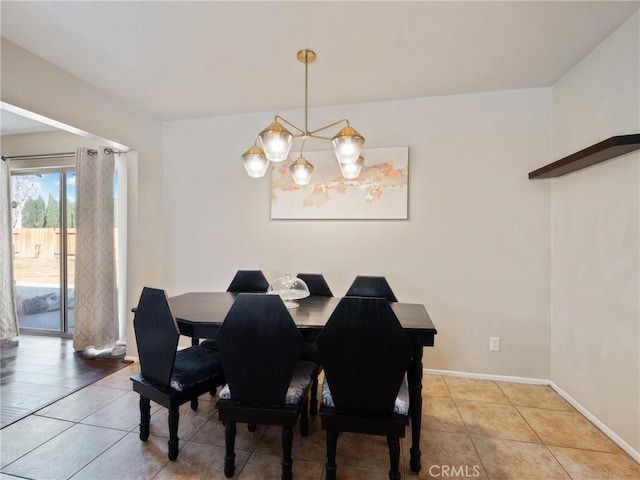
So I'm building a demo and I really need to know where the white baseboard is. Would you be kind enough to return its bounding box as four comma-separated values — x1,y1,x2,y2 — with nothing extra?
425,368,549,385
424,368,640,464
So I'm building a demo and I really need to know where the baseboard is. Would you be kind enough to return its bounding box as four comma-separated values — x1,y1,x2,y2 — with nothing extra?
425,368,549,385
424,368,640,464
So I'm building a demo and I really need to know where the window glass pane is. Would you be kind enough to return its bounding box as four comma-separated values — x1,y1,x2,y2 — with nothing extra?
11,172,62,332
66,171,76,333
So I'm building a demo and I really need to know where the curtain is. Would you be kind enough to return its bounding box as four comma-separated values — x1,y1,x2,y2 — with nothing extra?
0,158,19,342
73,148,118,352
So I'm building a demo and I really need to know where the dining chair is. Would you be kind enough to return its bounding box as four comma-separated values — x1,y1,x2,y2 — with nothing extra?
226,269,270,293
215,293,315,480
201,269,270,353
344,275,398,302
295,272,333,416
295,273,333,297
130,287,226,460
316,296,412,480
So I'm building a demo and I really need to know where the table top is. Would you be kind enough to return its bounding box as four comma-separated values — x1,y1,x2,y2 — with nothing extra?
168,292,437,335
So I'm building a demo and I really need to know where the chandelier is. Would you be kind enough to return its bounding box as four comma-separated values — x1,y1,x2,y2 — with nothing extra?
241,49,366,185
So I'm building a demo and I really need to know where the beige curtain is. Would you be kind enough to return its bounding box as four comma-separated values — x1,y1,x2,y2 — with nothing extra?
0,158,19,342
73,148,118,352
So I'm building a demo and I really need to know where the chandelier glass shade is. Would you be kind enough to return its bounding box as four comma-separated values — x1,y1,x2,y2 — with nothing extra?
258,122,293,163
241,49,365,183
332,126,365,164
289,156,315,186
241,145,270,178
338,155,365,179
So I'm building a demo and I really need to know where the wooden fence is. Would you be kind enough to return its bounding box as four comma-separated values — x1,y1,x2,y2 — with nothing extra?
12,228,76,259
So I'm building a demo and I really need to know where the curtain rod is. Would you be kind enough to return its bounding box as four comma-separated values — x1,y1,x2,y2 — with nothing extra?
2,148,126,162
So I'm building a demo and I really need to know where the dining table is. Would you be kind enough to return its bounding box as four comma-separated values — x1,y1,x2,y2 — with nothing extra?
167,291,437,473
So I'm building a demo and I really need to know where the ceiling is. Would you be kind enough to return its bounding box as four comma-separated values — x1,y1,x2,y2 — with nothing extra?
0,109,58,136
1,1,639,126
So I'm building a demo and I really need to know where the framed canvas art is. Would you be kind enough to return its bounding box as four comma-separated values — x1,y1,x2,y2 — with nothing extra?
271,146,408,220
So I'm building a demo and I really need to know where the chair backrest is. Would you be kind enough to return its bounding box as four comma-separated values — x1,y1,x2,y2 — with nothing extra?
316,297,411,414
344,275,398,302
296,273,333,297
216,293,304,405
133,287,179,388
226,270,269,293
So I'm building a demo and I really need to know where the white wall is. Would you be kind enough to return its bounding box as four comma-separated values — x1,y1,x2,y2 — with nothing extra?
1,130,100,156
163,88,552,378
1,39,164,354
551,12,640,454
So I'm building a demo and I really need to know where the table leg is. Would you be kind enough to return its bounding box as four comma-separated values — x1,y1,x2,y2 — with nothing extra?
409,342,423,472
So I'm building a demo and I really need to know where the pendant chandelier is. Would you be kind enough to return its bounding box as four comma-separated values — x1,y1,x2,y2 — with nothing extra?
241,49,366,185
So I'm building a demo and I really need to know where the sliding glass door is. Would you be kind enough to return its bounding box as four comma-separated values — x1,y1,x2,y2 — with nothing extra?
11,169,75,336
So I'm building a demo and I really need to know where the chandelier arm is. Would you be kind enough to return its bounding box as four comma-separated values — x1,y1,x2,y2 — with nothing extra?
308,118,350,136
304,54,309,134
306,133,333,141
274,115,306,135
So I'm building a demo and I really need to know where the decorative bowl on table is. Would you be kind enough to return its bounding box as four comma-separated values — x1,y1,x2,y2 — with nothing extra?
267,273,310,308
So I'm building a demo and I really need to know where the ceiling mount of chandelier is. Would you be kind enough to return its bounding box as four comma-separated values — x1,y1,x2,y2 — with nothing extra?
241,49,366,185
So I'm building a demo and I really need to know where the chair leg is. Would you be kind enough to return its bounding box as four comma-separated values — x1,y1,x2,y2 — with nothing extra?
300,395,309,437
310,373,318,416
167,407,180,461
248,423,257,432
325,430,338,480
224,421,236,478
387,436,401,480
281,426,293,480
139,396,150,441
190,397,199,410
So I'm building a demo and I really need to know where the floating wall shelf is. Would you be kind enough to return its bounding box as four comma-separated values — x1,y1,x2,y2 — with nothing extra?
529,134,640,179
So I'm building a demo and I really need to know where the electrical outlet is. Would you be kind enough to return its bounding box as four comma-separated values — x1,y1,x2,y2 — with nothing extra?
489,336,500,352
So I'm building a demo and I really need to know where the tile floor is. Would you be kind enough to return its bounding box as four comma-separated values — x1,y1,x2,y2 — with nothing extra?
1,365,639,480
0,335,128,428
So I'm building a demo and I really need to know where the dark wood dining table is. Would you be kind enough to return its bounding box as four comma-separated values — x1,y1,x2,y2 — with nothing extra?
167,291,437,472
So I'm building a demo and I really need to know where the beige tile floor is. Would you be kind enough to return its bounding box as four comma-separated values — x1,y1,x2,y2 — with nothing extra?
1,366,639,480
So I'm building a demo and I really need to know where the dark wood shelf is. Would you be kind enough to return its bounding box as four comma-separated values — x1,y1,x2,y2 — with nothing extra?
529,134,640,179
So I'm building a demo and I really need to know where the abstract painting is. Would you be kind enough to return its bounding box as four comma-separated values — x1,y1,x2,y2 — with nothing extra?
271,147,408,219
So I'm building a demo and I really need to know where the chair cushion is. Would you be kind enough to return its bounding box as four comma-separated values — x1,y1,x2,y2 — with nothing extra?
169,346,224,392
321,375,410,415
219,361,315,405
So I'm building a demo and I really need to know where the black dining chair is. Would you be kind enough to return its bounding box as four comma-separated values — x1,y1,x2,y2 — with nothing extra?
201,269,270,352
296,273,333,297
344,275,398,302
316,296,412,480
215,293,315,480
295,272,333,416
226,269,270,293
130,287,226,460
